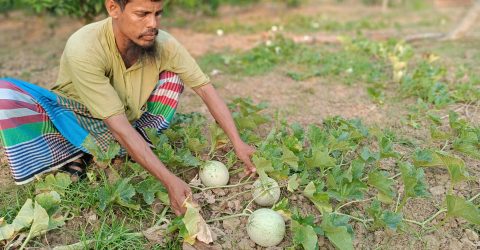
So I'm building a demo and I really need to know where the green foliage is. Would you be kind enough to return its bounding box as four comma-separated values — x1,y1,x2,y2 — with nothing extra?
400,62,452,107
368,170,395,203
414,149,471,186
0,197,65,246
0,0,22,14
22,0,105,22
399,162,429,199
291,212,321,250
446,195,480,225
35,173,72,196
164,0,302,16
367,200,403,231
135,177,169,205
303,181,333,213
320,212,354,250
90,215,147,249
98,178,140,211
83,137,121,165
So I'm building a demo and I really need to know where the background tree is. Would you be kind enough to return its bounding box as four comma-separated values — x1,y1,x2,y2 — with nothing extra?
444,0,480,40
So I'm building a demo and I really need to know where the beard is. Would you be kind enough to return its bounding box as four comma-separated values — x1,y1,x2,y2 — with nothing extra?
127,29,159,64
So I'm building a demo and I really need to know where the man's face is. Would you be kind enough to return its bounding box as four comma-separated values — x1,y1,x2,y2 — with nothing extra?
115,0,163,48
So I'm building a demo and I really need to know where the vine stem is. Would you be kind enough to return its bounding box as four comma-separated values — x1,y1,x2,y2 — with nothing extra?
421,209,447,226
228,168,244,175
394,191,402,213
189,181,253,192
219,189,251,204
389,173,401,180
402,191,480,229
333,212,373,224
468,192,480,202
335,198,375,212
175,166,198,176
206,211,251,223
441,140,449,151
402,218,424,226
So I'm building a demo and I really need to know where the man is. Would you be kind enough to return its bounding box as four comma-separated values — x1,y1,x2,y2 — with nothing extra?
0,0,256,216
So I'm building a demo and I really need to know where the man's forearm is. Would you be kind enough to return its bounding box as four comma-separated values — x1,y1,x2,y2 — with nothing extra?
103,114,175,185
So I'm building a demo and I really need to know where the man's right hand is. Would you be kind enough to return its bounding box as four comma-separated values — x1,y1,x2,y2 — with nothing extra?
165,174,192,216
104,114,193,216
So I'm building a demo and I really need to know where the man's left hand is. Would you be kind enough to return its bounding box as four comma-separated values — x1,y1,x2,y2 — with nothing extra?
234,141,257,175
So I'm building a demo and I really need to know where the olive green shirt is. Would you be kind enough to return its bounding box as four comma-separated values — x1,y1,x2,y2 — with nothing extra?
52,17,209,121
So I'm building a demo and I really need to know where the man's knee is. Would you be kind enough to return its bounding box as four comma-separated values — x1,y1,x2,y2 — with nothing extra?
159,71,185,90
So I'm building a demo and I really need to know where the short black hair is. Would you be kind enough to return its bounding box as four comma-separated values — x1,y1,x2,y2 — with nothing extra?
114,0,162,11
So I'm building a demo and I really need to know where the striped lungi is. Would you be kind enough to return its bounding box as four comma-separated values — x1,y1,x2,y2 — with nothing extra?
0,71,184,185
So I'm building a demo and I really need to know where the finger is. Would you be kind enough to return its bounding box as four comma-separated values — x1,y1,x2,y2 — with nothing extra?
244,159,256,172
173,206,182,216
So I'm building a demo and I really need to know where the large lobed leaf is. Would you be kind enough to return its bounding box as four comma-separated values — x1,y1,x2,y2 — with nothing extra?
446,195,480,225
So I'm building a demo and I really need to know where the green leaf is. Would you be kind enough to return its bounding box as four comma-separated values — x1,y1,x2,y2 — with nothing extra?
146,127,169,149
115,179,140,210
400,162,429,199
321,213,353,250
308,125,327,148
105,142,121,161
252,155,274,175
83,136,120,163
305,147,336,171
303,182,332,213
430,126,451,140
360,147,380,162
368,171,395,203
382,211,403,230
35,173,72,196
282,147,299,171
35,191,61,216
186,138,205,154
291,219,318,250
272,198,291,220
379,137,400,159
98,178,140,210
413,149,443,167
178,149,201,167
287,174,300,192
436,151,470,184
136,177,168,205
28,201,50,238
452,131,480,159
446,195,480,225
11,199,34,232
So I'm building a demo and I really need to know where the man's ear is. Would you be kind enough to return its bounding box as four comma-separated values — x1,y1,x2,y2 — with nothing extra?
105,0,121,18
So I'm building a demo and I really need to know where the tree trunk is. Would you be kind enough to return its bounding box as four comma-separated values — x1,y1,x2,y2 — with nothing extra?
444,0,480,40
382,0,389,12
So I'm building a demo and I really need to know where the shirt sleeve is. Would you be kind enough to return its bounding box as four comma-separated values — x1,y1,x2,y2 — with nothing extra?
167,37,210,88
64,51,125,120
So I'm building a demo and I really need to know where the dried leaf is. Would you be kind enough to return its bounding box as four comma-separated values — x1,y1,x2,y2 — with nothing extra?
11,199,34,232
182,199,213,245
0,224,14,241
29,201,50,237
143,225,166,244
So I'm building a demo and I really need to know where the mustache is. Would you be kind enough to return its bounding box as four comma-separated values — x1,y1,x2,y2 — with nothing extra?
139,29,159,38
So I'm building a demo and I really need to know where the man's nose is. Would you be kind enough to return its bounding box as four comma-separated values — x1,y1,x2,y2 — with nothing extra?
146,14,158,29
